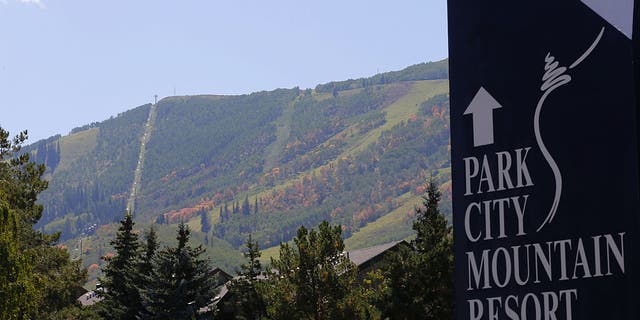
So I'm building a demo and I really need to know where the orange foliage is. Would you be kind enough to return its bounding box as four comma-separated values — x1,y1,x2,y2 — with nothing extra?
163,198,216,224
161,170,178,183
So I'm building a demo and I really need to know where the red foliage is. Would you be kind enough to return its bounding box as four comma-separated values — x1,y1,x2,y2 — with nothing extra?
163,197,216,224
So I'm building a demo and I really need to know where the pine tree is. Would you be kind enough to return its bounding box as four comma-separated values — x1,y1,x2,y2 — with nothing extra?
143,222,218,319
139,226,159,281
233,200,240,214
227,234,266,320
377,178,454,319
254,197,259,214
411,178,454,319
200,209,211,233
98,212,143,319
0,201,38,319
0,127,87,318
136,226,159,318
263,221,357,319
242,195,251,216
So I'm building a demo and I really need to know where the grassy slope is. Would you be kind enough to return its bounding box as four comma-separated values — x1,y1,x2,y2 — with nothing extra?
258,79,450,262
264,99,296,171
54,76,451,278
247,80,449,204
56,128,99,173
341,80,449,158
344,191,418,250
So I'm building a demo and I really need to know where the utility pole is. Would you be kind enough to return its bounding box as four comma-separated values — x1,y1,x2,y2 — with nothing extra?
154,94,158,105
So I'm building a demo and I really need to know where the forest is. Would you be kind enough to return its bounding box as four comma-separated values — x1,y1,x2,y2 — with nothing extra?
0,124,453,318
19,59,451,282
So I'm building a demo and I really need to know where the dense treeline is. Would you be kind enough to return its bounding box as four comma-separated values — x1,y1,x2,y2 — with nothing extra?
35,104,151,240
140,90,299,216
223,179,453,319
314,59,448,94
1,124,454,319
97,214,218,319
93,180,453,319
22,134,63,174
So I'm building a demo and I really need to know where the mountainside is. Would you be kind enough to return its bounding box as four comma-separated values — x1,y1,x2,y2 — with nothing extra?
25,59,450,277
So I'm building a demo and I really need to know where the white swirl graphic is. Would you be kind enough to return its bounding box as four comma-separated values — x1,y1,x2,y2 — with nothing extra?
535,27,605,232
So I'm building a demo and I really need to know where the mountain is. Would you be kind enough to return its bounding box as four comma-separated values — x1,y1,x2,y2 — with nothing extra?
24,59,451,277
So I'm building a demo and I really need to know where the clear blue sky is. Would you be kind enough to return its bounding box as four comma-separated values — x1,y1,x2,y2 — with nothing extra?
0,0,448,142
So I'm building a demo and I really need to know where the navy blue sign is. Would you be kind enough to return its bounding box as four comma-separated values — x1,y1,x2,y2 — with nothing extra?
448,1,640,319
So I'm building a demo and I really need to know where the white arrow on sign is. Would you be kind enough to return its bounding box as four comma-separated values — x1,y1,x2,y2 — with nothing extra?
464,87,503,147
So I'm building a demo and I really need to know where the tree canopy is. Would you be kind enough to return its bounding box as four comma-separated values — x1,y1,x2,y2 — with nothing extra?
142,222,218,319
0,127,88,319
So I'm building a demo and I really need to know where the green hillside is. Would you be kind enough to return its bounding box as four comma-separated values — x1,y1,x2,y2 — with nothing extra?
27,59,450,282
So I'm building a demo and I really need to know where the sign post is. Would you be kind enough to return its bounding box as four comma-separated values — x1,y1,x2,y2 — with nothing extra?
448,1,640,319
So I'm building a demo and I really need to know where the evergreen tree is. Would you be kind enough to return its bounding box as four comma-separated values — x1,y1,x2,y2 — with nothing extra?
242,195,251,216
376,178,454,319
63,218,73,239
375,246,423,318
34,244,88,318
226,234,266,320
0,127,88,319
139,225,159,282
98,212,143,319
0,200,38,319
254,197,258,214
200,209,211,233
136,226,159,319
143,222,218,319
411,178,454,319
263,221,357,319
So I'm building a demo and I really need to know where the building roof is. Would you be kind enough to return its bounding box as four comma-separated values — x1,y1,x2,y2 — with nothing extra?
211,267,233,280
347,240,409,267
